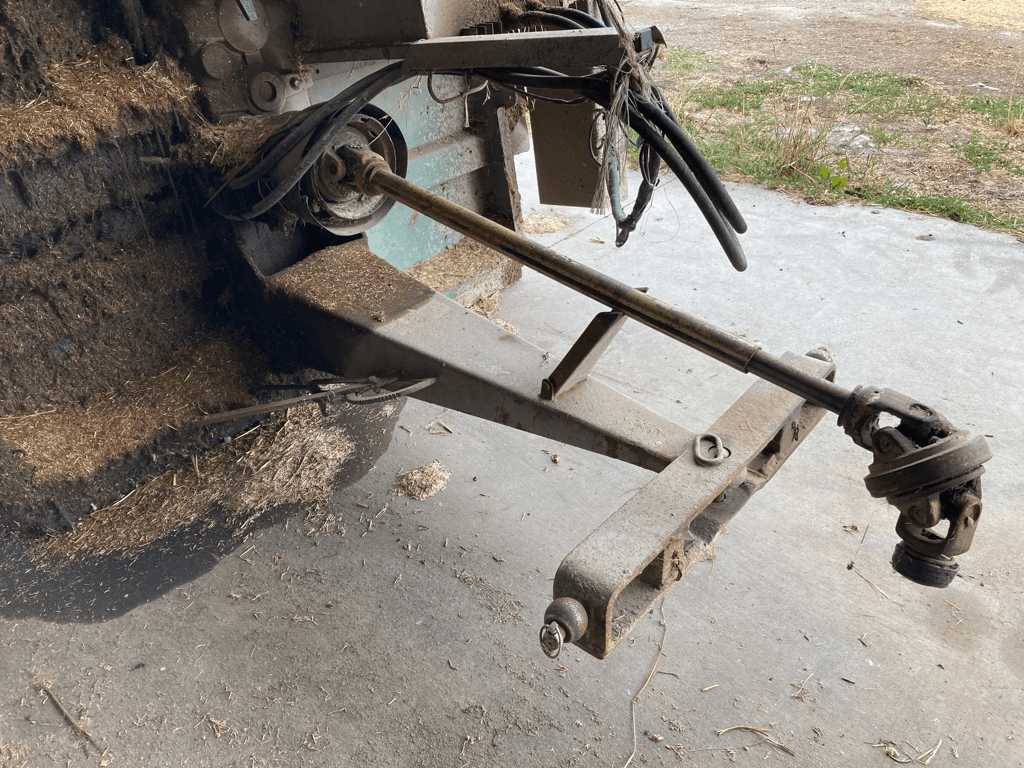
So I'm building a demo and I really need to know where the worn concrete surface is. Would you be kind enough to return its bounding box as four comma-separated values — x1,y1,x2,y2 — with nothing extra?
1,151,1022,768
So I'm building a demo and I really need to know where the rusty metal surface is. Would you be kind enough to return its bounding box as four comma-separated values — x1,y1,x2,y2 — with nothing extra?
530,95,611,208
865,431,991,503
249,144,991,597
295,0,511,44
335,147,993,584
838,385,992,572
303,27,632,68
550,352,835,658
263,239,695,471
403,28,626,70
540,310,629,400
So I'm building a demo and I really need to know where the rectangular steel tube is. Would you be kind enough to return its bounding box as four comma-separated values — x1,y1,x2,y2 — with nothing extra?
553,353,835,657
403,28,625,70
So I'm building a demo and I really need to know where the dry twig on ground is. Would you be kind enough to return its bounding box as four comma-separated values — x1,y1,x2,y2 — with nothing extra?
872,737,943,764
621,601,669,768
38,683,100,751
716,725,795,756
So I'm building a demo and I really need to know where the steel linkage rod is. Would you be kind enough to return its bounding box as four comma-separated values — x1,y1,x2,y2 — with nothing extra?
346,148,852,415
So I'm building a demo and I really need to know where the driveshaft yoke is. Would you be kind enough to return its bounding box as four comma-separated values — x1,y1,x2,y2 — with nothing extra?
839,386,992,583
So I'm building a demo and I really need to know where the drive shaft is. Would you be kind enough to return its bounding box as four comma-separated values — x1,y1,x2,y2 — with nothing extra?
343,146,853,414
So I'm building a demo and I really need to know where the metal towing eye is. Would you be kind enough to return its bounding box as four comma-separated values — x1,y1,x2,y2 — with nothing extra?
269,144,992,659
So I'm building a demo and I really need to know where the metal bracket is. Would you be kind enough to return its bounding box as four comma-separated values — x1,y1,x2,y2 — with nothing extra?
541,311,623,399
541,290,647,400
403,27,626,70
549,352,835,659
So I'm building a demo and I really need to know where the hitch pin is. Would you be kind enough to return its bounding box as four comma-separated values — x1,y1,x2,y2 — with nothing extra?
539,621,564,659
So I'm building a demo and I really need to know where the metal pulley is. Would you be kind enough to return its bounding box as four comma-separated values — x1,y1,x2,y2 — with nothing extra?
281,104,408,235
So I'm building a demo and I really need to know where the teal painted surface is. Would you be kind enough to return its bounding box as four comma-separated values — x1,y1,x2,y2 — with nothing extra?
368,206,462,271
369,142,486,270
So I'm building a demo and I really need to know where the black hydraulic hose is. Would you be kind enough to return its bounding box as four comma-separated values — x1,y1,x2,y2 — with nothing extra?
633,96,748,234
543,6,607,27
481,69,739,246
607,140,660,246
607,150,627,223
514,11,586,30
594,0,628,28
474,69,609,101
233,67,415,219
229,62,406,191
650,85,682,129
626,108,747,271
476,68,744,267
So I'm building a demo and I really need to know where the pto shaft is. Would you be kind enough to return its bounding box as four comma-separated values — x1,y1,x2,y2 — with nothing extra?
343,146,853,414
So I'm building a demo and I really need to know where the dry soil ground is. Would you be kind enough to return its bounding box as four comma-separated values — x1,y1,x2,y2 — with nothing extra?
623,0,1023,91
625,0,1024,234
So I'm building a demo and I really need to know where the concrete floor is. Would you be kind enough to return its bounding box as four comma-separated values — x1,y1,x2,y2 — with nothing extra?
1,154,1021,768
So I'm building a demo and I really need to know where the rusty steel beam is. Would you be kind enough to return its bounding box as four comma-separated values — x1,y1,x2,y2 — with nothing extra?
258,239,696,472
547,352,834,658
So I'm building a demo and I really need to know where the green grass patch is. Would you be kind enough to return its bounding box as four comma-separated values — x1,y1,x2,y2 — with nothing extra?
689,78,777,114
673,55,945,121
851,182,1022,235
654,47,1024,239
958,93,1024,127
785,63,944,119
677,113,1023,239
788,63,909,99
952,131,1024,174
662,46,711,78
678,110,849,196
868,125,904,145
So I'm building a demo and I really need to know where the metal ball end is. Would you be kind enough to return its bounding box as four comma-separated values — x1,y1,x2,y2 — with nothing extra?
891,541,958,588
540,597,589,658
543,597,588,643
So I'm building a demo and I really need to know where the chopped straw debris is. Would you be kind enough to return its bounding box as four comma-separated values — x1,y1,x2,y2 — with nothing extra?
29,405,355,561
0,39,200,170
471,291,502,317
392,460,451,500
522,213,569,234
405,236,520,307
229,408,354,528
716,726,795,756
0,34,321,177
194,113,289,170
790,672,814,700
0,334,255,483
0,740,28,765
471,291,518,334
